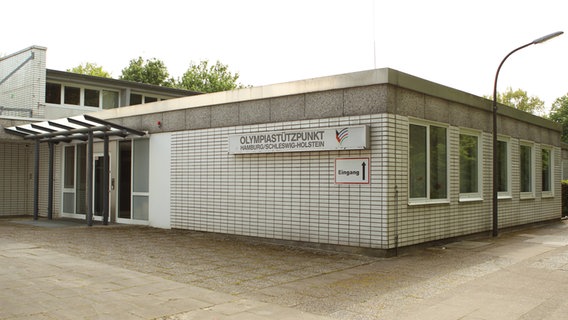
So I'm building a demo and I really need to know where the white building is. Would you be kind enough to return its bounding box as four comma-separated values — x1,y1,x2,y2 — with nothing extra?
0,46,198,219
2,47,562,255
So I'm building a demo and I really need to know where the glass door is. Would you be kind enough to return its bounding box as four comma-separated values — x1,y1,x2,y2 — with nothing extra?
93,154,110,220
62,146,76,214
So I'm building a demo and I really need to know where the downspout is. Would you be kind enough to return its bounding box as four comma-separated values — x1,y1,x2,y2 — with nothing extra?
393,85,400,257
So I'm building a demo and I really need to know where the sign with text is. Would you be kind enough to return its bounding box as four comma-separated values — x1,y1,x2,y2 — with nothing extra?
335,158,370,184
228,125,369,154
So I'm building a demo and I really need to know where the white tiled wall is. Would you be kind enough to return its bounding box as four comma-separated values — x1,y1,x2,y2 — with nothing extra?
0,141,61,217
170,114,561,249
0,142,32,215
0,46,46,118
172,114,393,248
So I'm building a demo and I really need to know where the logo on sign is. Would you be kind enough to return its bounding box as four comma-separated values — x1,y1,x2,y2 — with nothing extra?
335,128,349,144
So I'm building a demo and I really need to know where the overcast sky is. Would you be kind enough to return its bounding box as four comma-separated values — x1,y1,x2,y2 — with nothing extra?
3,0,567,111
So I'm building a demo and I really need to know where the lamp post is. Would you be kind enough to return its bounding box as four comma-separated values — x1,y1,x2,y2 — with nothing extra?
492,31,563,237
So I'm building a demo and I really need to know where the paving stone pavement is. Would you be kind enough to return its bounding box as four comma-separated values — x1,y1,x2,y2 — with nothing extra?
2,217,568,319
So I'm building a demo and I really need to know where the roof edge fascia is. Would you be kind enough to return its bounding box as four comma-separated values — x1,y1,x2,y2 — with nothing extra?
92,68,392,119
91,68,561,132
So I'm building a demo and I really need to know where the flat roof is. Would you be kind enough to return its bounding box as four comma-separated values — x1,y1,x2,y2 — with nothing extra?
47,69,202,97
89,68,560,132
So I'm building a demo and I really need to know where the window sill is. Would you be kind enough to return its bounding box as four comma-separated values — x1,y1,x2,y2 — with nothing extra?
459,196,483,203
542,192,554,199
47,103,100,110
520,193,535,200
408,199,450,206
498,195,512,200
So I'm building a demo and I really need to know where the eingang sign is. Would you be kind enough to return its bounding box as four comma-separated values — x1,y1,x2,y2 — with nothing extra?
228,125,369,154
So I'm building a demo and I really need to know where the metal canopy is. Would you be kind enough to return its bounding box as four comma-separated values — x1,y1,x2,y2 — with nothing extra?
4,114,145,143
4,115,145,226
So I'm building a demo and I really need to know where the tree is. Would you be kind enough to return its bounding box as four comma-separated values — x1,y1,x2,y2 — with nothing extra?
67,62,111,78
548,94,568,143
485,87,545,115
179,60,243,93
119,57,174,87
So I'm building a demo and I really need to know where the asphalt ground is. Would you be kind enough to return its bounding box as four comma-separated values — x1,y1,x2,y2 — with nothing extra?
2,216,568,319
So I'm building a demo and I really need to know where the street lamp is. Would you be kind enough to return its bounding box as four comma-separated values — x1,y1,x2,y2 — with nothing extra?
492,31,563,237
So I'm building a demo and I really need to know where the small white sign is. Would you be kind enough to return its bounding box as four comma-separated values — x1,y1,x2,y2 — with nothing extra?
335,158,370,184
228,125,369,154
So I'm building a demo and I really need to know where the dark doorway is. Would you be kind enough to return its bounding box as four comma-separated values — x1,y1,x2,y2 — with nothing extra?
118,141,132,219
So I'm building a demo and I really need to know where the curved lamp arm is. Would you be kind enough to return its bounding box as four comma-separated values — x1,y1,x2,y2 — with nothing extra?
492,31,563,237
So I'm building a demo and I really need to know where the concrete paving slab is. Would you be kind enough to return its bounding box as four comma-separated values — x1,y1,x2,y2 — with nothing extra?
3,217,568,319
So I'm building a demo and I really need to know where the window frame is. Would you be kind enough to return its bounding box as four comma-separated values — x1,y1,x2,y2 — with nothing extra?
46,82,62,104
45,82,120,109
102,90,120,109
63,86,81,105
541,146,554,198
520,141,535,199
408,120,449,205
61,145,76,214
83,88,101,107
459,129,483,202
497,137,512,199
129,92,166,106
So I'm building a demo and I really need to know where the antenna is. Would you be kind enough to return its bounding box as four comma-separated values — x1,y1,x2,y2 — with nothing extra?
372,0,376,69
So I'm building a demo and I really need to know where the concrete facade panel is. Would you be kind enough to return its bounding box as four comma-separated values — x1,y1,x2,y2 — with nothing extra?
186,107,211,130
343,85,387,116
239,100,270,125
161,110,185,132
469,108,492,133
396,89,425,118
211,104,239,127
269,95,305,122
447,103,471,128
305,90,343,119
121,115,144,132
501,117,519,137
140,114,162,133
424,96,449,123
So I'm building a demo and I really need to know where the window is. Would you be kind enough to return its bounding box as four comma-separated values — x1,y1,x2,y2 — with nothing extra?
62,146,75,213
520,144,534,196
497,139,511,197
542,148,552,194
64,86,81,105
459,132,481,199
84,89,100,107
46,83,61,104
409,123,447,202
63,146,75,189
102,90,119,109
46,83,120,109
130,93,143,105
130,93,164,105
144,96,158,103
132,139,150,221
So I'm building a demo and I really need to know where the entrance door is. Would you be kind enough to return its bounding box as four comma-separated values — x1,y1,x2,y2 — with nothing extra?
118,141,132,220
93,154,110,220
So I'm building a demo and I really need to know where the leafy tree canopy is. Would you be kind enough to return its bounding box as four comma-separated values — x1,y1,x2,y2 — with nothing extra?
548,94,568,143
179,60,243,93
119,57,174,87
485,87,545,115
67,62,111,78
